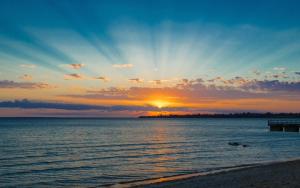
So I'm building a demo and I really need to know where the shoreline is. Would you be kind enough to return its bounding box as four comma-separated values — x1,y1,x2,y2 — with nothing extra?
108,158,300,188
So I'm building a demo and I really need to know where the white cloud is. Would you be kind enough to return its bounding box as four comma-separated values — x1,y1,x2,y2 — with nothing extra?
113,64,133,68
273,67,286,71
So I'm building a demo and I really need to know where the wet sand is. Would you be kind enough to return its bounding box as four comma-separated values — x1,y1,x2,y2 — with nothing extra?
133,159,300,188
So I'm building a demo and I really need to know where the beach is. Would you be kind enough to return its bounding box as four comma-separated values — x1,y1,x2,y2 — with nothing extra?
135,159,300,188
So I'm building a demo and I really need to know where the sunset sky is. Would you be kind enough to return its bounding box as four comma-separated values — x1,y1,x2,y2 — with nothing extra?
1,0,300,117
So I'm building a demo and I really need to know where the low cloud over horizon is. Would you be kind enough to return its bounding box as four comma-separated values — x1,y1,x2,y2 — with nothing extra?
0,80,54,89
0,98,268,117
1,74,300,116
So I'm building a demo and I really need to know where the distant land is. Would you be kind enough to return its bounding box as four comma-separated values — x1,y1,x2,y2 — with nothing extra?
139,112,300,118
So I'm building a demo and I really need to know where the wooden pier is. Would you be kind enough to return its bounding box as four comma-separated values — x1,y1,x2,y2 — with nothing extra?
268,119,300,132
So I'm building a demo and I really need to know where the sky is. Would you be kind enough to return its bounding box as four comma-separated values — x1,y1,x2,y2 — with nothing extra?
0,0,300,117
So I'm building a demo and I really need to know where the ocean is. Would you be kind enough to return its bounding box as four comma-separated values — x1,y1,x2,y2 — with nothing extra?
0,118,299,187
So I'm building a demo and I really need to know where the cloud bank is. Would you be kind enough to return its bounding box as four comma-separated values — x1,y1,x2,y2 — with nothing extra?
0,99,184,111
0,80,54,89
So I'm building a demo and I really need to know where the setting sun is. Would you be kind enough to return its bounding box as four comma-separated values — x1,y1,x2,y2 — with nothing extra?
150,100,170,108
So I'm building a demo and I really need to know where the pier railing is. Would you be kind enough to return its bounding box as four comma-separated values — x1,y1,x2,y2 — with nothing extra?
268,119,300,126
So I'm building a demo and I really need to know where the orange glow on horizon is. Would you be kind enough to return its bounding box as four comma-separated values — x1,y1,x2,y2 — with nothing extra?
149,100,171,108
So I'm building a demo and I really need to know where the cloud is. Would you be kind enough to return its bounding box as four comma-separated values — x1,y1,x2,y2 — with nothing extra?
64,74,110,82
272,73,289,79
223,76,250,85
149,80,162,85
64,73,84,80
273,67,286,71
242,80,300,92
0,99,176,112
204,76,251,86
20,64,36,68
69,63,85,69
252,69,261,76
149,79,173,85
0,80,54,89
0,99,107,110
19,74,33,81
60,64,85,69
64,87,129,100
95,76,109,82
129,78,143,83
207,77,224,83
63,83,258,103
55,76,300,114
62,77,300,105
113,64,133,68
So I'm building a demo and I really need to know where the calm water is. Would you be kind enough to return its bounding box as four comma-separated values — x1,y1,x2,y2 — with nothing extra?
0,118,299,187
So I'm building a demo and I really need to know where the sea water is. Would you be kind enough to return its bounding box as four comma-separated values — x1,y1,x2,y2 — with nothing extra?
0,118,299,187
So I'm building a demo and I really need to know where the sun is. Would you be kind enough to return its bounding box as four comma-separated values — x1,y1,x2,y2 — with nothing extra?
150,100,170,108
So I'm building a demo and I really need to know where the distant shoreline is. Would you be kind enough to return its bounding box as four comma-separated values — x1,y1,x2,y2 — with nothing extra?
0,113,300,119
139,112,300,119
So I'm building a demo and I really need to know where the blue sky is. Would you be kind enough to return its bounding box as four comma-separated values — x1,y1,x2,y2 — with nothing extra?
0,0,300,116
1,0,300,29
1,0,300,27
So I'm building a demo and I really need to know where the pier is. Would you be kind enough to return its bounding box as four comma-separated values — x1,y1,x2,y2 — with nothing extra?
268,119,300,132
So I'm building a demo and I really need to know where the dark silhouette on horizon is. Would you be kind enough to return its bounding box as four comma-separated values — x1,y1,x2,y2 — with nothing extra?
139,112,300,118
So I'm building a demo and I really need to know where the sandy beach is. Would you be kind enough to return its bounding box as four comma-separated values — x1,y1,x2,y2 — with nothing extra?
132,159,300,188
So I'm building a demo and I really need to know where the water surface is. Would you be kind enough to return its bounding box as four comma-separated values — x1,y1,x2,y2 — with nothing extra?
0,118,299,187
